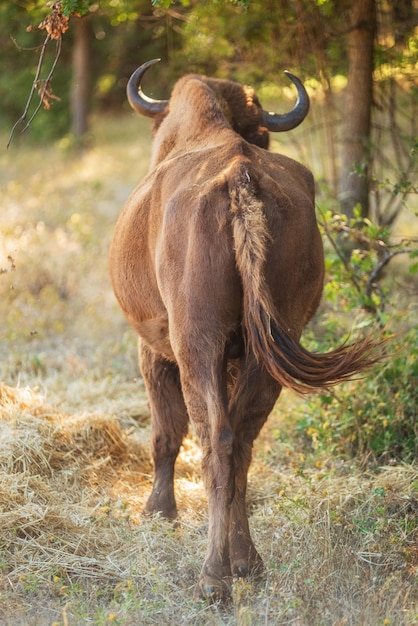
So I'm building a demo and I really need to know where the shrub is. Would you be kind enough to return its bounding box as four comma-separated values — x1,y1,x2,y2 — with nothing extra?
298,206,418,464
299,325,418,463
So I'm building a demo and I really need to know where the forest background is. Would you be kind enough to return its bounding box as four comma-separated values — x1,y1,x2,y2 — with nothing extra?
0,1,417,624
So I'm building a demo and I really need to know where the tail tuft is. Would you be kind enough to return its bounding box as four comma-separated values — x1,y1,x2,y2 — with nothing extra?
248,305,386,394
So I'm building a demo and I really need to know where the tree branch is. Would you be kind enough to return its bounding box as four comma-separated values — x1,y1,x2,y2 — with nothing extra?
366,249,418,299
7,33,51,148
7,1,71,148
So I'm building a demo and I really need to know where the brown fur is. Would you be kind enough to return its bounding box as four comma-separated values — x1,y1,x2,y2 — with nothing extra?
109,72,380,600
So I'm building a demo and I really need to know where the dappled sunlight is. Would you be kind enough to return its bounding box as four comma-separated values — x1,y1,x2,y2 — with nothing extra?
109,469,153,524
176,436,203,476
110,434,206,525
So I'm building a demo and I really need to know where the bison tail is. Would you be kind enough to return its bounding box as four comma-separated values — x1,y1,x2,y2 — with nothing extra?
230,179,382,395
243,304,381,394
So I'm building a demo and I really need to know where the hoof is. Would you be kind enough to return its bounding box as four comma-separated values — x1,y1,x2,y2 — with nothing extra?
195,573,232,603
143,508,177,521
231,552,264,578
143,500,177,521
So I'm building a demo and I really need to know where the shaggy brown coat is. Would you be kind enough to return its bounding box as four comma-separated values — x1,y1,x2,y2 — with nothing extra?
109,67,378,600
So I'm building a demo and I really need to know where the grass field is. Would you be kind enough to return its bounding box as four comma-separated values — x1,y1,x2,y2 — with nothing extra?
0,114,417,625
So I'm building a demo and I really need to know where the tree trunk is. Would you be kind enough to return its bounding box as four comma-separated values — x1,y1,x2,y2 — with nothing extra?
71,16,91,138
339,0,376,219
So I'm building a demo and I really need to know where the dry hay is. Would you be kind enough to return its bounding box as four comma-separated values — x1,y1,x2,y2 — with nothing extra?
0,383,417,625
0,383,153,585
0,383,207,589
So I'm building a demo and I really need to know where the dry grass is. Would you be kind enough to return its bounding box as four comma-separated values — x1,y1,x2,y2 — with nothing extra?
0,117,417,625
0,384,416,625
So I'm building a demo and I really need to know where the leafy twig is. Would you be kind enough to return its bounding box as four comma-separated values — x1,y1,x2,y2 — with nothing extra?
7,33,52,148
366,249,418,299
19,37,63,136
7,1,70,148
316,209,364,295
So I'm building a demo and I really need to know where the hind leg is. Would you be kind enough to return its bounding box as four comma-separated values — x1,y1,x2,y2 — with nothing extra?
139,341,189,520
228,364,281,577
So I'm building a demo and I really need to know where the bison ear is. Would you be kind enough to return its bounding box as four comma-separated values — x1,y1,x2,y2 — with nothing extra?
261,71,310,132
126,59,169,118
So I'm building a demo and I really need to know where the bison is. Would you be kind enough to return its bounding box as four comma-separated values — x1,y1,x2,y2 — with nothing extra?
109,59,378,600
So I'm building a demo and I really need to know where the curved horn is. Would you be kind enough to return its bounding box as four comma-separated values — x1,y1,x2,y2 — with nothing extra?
126,58,168,118
261,71,310,132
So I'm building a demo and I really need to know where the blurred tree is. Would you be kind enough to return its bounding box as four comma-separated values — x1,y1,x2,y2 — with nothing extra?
71,14,91,137
339,0,377,220
336,0,416,222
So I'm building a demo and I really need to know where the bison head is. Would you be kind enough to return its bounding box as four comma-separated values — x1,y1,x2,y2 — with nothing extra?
126,59,309,150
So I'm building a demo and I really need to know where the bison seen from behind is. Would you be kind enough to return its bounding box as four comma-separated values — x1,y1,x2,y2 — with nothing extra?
110,59,379,600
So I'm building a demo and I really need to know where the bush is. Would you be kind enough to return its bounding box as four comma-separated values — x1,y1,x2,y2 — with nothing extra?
297,206,418,464
299,325,418,463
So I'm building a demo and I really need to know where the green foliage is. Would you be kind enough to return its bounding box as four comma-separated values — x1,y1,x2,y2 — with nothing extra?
318,205,418,324
62,0,91,16
176,0,317,82
1,1,174,141
299,325,418,463
298,205,418,464
152,0,250,6
319,206,390,321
